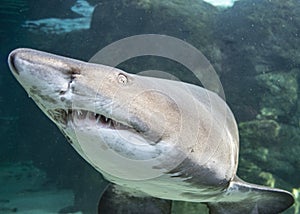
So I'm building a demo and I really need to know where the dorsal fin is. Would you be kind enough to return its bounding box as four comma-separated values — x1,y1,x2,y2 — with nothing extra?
207,176,294,214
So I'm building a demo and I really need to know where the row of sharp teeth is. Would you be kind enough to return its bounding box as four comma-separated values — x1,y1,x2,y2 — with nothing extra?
71,109,122,128
50,109,128,130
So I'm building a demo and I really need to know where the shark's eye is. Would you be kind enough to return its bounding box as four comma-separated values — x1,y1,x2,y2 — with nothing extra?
118,73,128,85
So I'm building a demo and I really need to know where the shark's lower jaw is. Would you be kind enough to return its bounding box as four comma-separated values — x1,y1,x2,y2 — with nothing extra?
48,109,131,131
50,108,166,163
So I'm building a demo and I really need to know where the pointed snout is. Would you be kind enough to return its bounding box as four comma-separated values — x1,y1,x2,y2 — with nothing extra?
8,48,23,75
8,48,53,76
8,48,82,78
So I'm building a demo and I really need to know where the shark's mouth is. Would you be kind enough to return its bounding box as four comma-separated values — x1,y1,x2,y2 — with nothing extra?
48,109,130,130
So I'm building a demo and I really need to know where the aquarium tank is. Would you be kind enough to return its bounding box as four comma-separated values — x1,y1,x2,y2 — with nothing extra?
0,0,299,213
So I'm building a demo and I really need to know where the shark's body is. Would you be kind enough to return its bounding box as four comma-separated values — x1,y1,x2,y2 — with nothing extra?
8,48,294,213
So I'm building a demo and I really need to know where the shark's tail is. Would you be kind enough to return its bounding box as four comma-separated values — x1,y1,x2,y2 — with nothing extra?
207,176,294,214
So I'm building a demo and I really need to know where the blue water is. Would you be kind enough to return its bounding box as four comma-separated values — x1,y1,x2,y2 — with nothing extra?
0,0,299,213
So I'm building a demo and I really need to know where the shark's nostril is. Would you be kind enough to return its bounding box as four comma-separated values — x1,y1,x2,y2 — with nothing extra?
8,51,19,75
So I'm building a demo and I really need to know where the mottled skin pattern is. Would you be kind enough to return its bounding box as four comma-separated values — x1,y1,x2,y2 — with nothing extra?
8,48,294,213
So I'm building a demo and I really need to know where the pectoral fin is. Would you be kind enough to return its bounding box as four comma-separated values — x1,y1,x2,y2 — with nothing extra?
207,176,294,214
208,177,294,214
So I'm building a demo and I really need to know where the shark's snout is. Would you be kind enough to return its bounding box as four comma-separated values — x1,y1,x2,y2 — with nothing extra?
8,49,21,75
8,48,43,76
8,48,82,79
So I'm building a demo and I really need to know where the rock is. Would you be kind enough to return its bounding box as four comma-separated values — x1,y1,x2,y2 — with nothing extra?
216,0,300,122
171,201,209,214
239,119,280,144
89,0,223,84
239,119,300,187
292,188,300,214
256,71,298,120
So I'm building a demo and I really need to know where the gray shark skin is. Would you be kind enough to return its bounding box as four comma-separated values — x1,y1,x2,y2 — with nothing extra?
8,48,294,214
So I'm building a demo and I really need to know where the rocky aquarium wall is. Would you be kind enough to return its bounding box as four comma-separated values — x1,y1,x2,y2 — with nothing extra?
0,0,299,213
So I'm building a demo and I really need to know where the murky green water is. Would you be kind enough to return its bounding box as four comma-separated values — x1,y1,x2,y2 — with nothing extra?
0,0,299,213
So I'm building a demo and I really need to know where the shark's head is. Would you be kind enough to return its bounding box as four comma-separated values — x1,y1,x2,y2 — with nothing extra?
8,48,191,180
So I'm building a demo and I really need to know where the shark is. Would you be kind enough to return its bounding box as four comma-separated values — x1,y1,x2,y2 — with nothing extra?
8,48,294,214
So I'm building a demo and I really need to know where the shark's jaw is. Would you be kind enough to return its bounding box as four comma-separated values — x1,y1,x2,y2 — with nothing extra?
55,107,164,160
52,108,158,157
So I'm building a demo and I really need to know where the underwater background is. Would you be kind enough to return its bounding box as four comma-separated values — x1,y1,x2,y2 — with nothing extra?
0,0,299,213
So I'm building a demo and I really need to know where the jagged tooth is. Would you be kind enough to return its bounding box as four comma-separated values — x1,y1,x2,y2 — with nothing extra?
96,116,100,123
113,121,118,127
99,115,104,122
78,110,82,115
105,116,109,123
88,111,94,120
108,119,112,127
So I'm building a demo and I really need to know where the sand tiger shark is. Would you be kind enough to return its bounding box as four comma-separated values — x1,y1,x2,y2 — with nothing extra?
8,48,294,214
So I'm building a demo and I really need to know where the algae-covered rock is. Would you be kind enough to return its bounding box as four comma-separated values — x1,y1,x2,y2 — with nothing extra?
216,0,300,122
91,0,218,49
216,3,300,205
293,188,300,214
238,119,300,188
258,172,275,188
256,71,298,120
171,201,209,214
239,119,280,144
89,0,223,81
218,0,300,75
